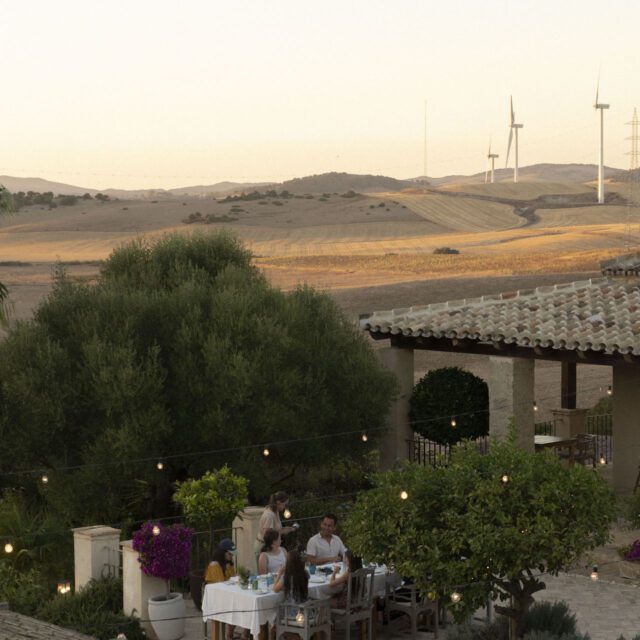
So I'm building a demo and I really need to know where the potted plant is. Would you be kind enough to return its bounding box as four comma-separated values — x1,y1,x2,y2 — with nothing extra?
173,466,248,610
132,522,193,640
237,565,250,589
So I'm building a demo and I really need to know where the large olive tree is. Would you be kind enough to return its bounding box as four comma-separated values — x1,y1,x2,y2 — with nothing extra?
0,231,396,524
0,186,13,326
345,435,613,637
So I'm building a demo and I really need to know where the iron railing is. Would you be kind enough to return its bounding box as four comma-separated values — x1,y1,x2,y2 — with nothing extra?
534,420,555,436
586,414,612,463
407,436,489,467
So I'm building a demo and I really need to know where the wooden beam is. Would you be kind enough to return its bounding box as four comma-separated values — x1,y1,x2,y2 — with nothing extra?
561,362,577,409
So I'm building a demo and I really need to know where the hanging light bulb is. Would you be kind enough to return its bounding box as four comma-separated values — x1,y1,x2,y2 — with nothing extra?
590,565,599,581
152,525,161,536
361,433,368,442
4,543,13,554
400,490,408,500
607,385,613,396
533,401,538,412
41,474,49,484
156,461,164,470
295,610,305,623
501,474,509,484
263,447,270,457
599,455,607,466
283,508,292,519
450,417,457,427
451,591,461,603
56,580,71,595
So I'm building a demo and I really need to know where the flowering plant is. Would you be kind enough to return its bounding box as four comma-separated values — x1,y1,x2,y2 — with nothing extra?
132,522,193,593
624,539,640,561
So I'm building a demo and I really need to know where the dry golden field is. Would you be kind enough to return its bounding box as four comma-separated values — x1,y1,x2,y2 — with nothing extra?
438,180,594,199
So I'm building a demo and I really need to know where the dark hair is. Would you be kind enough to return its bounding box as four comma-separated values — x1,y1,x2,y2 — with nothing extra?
261,528,280,553
322,512,337,525
283,550,308,603
344,549,363,597
268,491,289,513
211,546,234,572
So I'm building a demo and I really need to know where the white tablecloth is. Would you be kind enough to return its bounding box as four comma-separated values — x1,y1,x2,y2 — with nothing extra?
309,567,399,598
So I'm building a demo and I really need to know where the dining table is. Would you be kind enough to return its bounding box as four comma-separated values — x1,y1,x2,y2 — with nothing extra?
534,434,578,464
202,564,398,639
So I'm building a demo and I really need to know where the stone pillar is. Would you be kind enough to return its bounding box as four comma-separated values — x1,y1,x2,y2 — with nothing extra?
612,366,640,492
488,357,535,452
551,408,588,439
121,540,167,639
377,346,415,470
73,526,121,591
232,506,263,573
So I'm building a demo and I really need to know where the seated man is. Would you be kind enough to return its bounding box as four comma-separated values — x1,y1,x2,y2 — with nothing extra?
305,512,346,565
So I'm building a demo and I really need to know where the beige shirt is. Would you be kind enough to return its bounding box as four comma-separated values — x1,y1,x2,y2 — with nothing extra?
258,507,282,541
306,533,346,559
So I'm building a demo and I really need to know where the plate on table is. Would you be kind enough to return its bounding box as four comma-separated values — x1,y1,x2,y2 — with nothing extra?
309,575,325,583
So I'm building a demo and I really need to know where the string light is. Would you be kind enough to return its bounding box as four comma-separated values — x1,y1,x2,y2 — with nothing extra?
361,433,368,442
599,455,607,466
590,565,599,581
451,591,461,603
283,509,292,519
56,580,71,594
41,475,49,484
152,525,160,536
263,447,270,457
607,385,613,396
295,611,305,623
156,461,164,470
533,401,538,412
400,490,409,500
450,417,457,427
501,474,509,483
4,543,13,554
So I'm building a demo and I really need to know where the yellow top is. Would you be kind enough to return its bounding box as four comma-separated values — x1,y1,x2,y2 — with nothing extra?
205,561,236,583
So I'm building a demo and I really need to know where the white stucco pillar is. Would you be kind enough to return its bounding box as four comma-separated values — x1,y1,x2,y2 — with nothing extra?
232,506,262,573
121,540,167,639
72,526,121,591
488,356,535,452
612,366,640,492
377,346,415,469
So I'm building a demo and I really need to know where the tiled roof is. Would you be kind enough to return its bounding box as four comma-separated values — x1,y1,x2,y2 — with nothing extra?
360,277,640,355
0,609,96,640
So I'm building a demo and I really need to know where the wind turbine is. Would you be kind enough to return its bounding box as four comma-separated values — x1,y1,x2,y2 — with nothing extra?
485,141,499,184
505,96,524,183
594,80,609,204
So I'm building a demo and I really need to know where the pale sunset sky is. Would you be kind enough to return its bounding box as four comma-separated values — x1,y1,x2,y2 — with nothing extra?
2,0,640,190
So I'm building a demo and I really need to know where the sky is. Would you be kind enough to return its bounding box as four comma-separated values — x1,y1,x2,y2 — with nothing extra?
2,0,640,190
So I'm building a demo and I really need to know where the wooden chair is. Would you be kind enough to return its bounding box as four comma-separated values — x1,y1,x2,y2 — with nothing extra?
331,567,375,640
276,599,332,640
385,583,438,639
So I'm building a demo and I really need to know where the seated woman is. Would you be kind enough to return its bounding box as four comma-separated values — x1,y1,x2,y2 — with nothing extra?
273,549,309,603
258,528,287,575
327,549,363,609
204,539,249,640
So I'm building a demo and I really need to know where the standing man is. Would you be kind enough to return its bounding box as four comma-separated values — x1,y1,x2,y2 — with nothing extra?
306,513,347,565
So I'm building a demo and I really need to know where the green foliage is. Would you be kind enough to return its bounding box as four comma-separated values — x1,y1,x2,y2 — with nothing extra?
522,632,589,640
522,601,577,636
445,620,506,640
434,247,460,254
587,395,612,416
0,185,13,213
0,232,396,524
173,466,248,531
0,562,49,616
344,437,613,635
58,195,78,206
409,367,489,444
37,577,145,640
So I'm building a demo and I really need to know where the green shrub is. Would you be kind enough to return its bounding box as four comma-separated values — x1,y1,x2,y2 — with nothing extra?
445,620,506,640
0,562,50,616
58,195,78,206
433,247,460,254
37,577,145,640
522,601,577,637
523,633,588,640
409,367,489,445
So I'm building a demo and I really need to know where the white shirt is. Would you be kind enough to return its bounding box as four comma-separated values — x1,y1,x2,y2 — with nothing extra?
306,533,346,560
265,547,287,574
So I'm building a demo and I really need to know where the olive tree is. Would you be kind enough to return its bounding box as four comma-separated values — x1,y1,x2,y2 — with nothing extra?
345,435,613,637
0,185,13,325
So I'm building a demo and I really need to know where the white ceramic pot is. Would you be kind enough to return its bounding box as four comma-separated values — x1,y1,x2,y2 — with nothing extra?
148,592,186,640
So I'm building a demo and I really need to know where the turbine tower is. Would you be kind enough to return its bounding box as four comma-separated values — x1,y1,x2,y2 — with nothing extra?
594,81,610,204
485,142,499,183
505,96,524,183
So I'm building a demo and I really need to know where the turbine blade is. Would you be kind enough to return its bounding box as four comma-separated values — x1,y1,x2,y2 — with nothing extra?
506,128,513,167
510,96,515,125
595,73,600,105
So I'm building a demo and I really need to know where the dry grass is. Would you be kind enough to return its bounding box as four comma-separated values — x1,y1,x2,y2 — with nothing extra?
438,180,594,200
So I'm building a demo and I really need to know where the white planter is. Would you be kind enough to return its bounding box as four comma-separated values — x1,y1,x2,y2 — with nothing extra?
148,592,186,640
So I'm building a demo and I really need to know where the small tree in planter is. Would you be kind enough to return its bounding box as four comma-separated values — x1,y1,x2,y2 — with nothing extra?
132,522,193,640
173,466,248,609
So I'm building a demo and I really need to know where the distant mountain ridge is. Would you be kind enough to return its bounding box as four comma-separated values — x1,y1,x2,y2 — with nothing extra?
0,163,629,200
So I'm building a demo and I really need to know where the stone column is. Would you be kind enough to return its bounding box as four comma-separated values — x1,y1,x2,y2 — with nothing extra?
551,408,588,439
73,526,121,591
612,366,640,492
233,506,263,573
121,540,167,639
377,346,415,469
488,357,535,452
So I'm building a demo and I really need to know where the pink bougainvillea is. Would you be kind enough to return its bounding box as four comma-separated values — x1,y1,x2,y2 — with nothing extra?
132,522,193,581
